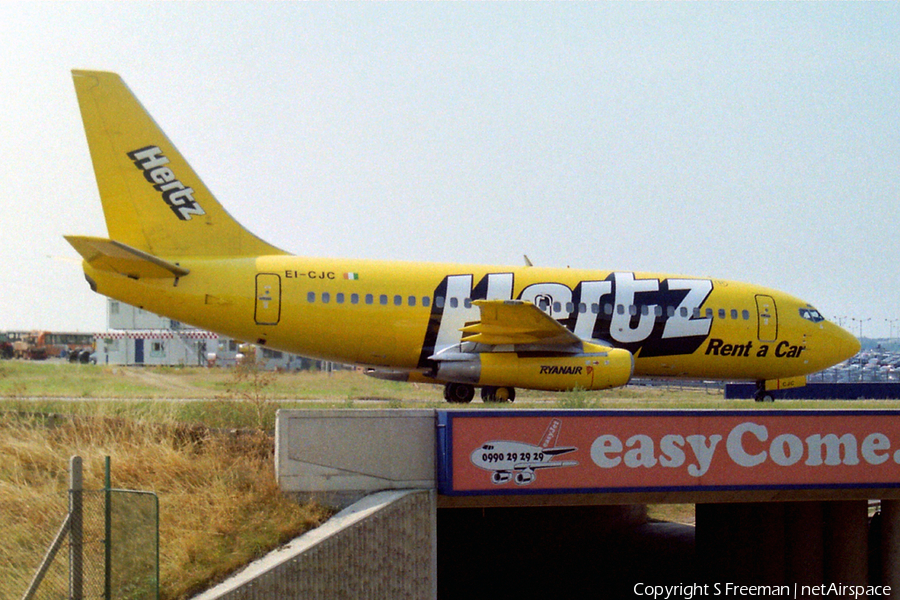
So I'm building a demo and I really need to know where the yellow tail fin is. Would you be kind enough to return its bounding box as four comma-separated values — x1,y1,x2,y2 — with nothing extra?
72,70,285,258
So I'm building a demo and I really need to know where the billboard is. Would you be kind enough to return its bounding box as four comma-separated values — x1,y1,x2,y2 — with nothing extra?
437,410,900,496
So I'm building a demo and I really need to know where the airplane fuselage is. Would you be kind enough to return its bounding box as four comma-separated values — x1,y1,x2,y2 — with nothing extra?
84,255,858,386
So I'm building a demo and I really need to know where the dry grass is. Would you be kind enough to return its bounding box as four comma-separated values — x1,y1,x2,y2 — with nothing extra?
0,411,331,600
647,504,696,526
6,361,899,597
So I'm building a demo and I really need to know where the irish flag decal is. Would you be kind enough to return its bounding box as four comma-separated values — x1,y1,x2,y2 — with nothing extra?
343,272,360,280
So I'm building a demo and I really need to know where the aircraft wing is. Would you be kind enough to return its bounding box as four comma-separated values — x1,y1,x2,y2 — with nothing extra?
541,446,578,457
460,300,583,348
514,460,579,470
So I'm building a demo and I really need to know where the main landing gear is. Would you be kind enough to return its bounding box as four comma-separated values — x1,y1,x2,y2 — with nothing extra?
481,386,516,403
444,382,474,403
443,383,516,404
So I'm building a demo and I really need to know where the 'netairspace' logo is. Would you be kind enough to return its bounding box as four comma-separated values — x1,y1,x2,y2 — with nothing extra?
633,581,892,599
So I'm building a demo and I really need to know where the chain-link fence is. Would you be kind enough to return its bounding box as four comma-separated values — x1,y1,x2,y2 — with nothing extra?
72,489,159,600
23,457,158,600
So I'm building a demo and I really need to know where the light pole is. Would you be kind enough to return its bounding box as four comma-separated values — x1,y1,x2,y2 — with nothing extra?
855,317,872,339
850,317,872,340
886,318,899,340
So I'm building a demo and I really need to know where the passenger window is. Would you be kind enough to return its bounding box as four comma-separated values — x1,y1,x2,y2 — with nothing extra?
629,305,638,316
538,298,550,311
365,294,374,305
380,294,388,305
322,292,330,304
617,305,625,315
450,298,458,308
566,302,575,313
307,292,315,303
554,302,562,313
742,310,750,320
654,305,663,317
591,303,599,314
408,296,416,307
464,298,472,308
394,295,402,306
692,307,700,318
718,309,726,319
423,296,431,308
604,303,613,316
579,303,586,314
336,292,345,304
706,308,713,318
351,293,359,304
731,309,738,320
436,296,445,308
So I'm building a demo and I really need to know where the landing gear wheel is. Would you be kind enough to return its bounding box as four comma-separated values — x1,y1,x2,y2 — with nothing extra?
481,386,516,403
444,382,475,404
754,382,775,403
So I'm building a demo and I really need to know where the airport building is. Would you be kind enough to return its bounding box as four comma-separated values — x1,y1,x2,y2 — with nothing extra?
93,300,309,369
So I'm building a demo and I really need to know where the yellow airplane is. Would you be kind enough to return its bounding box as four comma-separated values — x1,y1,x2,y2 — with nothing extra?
66,71,860,403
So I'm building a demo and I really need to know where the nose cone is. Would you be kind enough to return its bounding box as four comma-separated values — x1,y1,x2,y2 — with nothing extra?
832,323,861,364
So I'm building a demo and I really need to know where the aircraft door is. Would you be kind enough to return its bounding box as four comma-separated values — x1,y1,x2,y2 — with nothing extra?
255,273,281,326
756,295,778,343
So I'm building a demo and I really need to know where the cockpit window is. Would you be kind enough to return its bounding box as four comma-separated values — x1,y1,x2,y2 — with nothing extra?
799,307,825,323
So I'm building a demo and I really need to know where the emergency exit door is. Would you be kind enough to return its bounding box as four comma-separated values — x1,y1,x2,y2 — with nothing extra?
255,273,281,325
755,294,778,343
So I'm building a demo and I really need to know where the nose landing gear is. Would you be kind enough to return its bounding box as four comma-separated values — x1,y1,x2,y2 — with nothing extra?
754,381,775,403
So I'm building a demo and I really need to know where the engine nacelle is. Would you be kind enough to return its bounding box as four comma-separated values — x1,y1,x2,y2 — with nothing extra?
515,470,535,485
492,471,512,484
436,343,633,392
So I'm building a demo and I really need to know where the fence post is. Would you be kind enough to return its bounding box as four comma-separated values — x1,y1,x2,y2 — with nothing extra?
104,456,112,600
69,455,84,600
21,515,71,600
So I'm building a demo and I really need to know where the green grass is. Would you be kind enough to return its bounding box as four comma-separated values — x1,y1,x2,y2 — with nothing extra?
0,361,159,398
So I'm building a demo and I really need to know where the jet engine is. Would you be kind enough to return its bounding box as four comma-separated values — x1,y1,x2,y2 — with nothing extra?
435,343,633,392
515,470,536,485
492,471,512,484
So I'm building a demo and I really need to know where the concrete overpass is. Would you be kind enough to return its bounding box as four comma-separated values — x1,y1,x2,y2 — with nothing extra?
195,409,900,599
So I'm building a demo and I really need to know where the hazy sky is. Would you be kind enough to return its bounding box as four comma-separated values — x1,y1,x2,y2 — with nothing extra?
1,3,898,338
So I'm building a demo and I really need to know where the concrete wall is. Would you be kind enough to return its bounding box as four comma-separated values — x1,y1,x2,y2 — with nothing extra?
192,490,436,600
276,409,436,506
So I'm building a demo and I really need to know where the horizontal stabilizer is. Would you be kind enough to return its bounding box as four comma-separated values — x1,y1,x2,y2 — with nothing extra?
460,299,582,347
65,236,189,279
